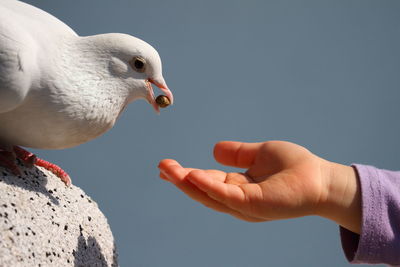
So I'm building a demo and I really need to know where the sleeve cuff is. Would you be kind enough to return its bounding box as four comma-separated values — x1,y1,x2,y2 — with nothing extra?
340,164,400,266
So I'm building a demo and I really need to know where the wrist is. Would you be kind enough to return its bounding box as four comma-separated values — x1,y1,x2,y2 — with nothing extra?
316,160,362,234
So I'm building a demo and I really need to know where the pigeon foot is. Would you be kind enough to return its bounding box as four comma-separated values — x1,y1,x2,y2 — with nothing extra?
0,146,71,186
35,157,71,186
0,147,22,176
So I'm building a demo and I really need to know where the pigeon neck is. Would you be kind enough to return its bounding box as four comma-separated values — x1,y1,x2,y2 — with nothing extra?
46,36,132,129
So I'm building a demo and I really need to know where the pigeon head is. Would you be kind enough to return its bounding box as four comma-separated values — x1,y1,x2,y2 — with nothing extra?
86,33,173,113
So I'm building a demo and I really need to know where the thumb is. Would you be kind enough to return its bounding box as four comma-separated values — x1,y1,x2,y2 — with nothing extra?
213,141,263,168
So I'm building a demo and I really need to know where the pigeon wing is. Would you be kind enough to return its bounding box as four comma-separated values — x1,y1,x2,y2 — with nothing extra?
0,0,77,113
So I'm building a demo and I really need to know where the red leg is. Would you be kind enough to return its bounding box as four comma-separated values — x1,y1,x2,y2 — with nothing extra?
13,146,37,167
35,158,71,186
0,148,21,176
13,146,71,186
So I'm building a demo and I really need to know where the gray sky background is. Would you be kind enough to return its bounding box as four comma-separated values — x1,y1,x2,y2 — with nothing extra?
21,1,400,266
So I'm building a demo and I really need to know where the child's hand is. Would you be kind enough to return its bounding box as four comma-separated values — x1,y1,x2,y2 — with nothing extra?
158,141,361,233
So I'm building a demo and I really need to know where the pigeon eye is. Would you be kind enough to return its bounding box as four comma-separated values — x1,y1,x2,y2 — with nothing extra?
129,57,146,73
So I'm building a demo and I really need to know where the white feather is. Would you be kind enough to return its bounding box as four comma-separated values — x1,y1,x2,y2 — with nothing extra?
0,0,170,149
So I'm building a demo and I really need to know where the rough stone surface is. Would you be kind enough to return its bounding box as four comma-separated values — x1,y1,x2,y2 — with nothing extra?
0,161,118,267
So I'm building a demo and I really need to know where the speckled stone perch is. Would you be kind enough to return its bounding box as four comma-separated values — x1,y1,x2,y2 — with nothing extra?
0,162,118,266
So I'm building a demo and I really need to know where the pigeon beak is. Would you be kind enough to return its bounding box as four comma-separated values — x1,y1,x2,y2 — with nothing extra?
145,77,174,113
149,77,174,105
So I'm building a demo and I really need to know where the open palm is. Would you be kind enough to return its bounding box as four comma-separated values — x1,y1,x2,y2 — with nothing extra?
158,141,328,222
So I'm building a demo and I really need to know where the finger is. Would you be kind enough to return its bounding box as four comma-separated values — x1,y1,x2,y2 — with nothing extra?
170,175,263,222
159,171,263,222
225,172,254,185
186,169,248,209
158,159,192,183
158,160,263,222
159,159,227,183
158,158,182,172
159,171,169,181
213,141,263,168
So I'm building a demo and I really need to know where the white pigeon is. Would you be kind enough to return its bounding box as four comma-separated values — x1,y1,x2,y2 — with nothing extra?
0,0,174,185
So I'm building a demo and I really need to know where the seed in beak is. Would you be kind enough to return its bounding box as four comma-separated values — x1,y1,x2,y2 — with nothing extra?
155,95,171,108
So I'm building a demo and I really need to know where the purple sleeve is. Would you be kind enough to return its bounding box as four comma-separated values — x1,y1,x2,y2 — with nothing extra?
340,164,400,266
